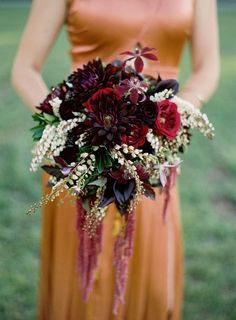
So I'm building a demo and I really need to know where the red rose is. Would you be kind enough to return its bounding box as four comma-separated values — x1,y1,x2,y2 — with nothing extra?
154,100,181,140
122,124,148,149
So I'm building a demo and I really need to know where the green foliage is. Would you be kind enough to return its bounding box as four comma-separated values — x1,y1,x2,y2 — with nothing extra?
0,7,236,320
31,113,59,141
43,113,59,124
88,176,107,187
30,124,45,141
77,145,92,160
95,147,113,174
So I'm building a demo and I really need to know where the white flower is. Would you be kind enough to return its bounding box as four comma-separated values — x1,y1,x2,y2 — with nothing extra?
146,129,159,153
171,95,215,139
150,89,174,102
49,97,62,118
30,118,79,172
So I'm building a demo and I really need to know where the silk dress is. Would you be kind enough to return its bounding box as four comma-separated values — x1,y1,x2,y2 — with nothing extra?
38,0,194,319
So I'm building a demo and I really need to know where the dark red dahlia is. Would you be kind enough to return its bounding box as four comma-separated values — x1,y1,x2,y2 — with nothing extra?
83,88,137,146
121,123,148,149
37,84,66,114
59,97,82,120
67,59,122,103
138,100,158,126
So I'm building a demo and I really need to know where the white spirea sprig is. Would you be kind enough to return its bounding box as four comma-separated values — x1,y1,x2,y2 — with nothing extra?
30,118,79,172
113,144,158,174
72,111,87,122
112,143,183,185
75,132,88,148
49,97,62,119
51,118,79,157
30,124,57,172
150,88,174,102
110,148,144,213
171,96,215,139
29,152,97,215
113,144,141,164
66,153,96,192
146,129,159,153
84,187,107,236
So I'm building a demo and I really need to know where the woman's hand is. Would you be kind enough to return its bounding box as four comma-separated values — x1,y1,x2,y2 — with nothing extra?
11,0,68,112
179,0,220,108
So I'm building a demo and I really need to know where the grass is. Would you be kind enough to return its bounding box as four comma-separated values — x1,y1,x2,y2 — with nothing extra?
0,7,236,320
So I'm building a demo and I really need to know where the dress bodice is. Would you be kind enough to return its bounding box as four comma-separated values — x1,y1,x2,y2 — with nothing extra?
66,0,194,78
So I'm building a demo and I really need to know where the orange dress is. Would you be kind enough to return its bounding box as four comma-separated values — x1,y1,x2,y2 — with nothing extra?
38,0,194,319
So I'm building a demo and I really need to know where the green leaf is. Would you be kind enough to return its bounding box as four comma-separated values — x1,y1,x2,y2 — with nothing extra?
30,124,45,141
43,113,59,124
97,153,104,174
94,147,113,174
32,113,45,123
82,198,90,212
100,147,113,167
103,150,113,167
77,145,92,160
88,177,107,187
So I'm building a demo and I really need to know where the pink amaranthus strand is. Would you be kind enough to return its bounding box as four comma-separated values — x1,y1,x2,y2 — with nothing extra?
113,210,136,314
163,166,178,222
76,199,103,301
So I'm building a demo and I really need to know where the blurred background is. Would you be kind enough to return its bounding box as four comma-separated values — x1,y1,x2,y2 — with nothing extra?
0,0,236,319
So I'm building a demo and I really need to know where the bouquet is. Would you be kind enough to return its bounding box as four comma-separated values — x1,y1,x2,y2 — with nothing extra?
28,47,214,313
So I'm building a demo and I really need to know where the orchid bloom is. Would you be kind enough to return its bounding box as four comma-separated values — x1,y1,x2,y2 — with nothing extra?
121,46,158,73
117,77,148,103
159,160,182,187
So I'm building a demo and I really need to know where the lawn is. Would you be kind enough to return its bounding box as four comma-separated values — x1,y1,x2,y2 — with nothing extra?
0,6,236,320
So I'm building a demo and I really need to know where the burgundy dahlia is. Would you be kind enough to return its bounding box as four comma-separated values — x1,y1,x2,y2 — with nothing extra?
83,88,137,146
37,84,66,115
67,59,122,103
138,100,158,126
121,123,148,149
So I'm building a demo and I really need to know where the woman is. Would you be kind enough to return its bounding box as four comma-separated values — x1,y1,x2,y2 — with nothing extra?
12,0,219,319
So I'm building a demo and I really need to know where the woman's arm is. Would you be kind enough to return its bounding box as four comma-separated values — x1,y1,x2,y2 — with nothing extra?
11,0,68,112
179,0,220,108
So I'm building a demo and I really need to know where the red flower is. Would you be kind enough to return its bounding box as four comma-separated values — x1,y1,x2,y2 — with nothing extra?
37,84,66,115
138,100,158,126
154,100,181,140
122,124,148,149
83,88,137,146
67,60,123,104
121,46,158,73
109,166,131,184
